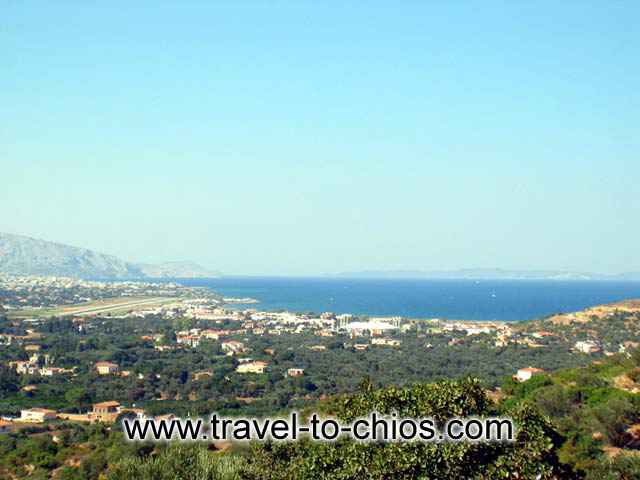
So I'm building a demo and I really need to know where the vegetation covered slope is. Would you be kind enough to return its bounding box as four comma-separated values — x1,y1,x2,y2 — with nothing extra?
2,350,639,479
103,352,640,479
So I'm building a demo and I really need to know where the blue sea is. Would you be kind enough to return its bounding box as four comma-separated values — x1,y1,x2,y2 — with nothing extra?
175,277,640,322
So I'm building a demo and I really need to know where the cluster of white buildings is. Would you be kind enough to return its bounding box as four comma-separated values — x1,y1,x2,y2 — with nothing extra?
166,307,410,346
344,320,399,337
10,352,75,377
175,327,246,348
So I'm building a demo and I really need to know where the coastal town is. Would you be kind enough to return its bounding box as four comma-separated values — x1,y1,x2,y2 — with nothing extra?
2,275,640,434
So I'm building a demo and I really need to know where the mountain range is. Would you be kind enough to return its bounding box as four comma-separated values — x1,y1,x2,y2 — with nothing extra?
2,232,638,281
0,232,218,279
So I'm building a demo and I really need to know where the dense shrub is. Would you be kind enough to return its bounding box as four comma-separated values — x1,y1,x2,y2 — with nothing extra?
244,379,565,479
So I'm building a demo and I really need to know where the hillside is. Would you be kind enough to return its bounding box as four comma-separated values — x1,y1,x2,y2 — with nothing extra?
0,298,639,478
0,232,215,279
100,354,640,479
542,300,640,325
498,350,640,476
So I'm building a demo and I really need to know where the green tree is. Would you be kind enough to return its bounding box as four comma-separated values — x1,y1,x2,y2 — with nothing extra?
246,378,565,479
65,387,93,409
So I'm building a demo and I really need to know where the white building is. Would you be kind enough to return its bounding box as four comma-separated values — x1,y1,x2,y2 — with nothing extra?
371,338,401,347
574,341,601,354
236,361,268,374
515,367,544,382
20,408,57,423
221,340,245,355
95,361,119,375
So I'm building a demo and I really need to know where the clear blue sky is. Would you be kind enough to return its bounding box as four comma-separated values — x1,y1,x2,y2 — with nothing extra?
1,2,638,275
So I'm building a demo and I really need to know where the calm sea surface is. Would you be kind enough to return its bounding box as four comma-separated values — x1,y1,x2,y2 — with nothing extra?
173,277,640,322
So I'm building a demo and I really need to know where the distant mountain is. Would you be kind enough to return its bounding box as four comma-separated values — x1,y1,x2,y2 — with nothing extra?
614,272,640,281
331,269,638,281
0,232,216,279
0,232,141,278
137,261,219,279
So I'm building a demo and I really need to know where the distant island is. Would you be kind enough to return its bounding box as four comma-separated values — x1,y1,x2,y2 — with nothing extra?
136,261,219,279
331,268,640,281
0,232,218,279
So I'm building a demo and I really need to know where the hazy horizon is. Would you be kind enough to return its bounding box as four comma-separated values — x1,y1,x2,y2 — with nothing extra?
2,2,638,275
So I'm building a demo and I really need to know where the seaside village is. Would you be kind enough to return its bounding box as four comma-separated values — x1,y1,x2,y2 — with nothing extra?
1,275,639,429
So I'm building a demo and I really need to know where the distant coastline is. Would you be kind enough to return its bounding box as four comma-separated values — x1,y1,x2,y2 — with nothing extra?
327,269,640,281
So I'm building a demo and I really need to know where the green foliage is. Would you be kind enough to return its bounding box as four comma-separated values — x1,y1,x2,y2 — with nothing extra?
584,455,640,480
579,387,635,407
0,365,20,396
532,384,577,418
65,386,93,409
337,377,490,421
0,312,597,416
107,444,249,480
3,309,640,478
502,374,553,399
0,431,62,476
582,397,640,448
245,379,564,479
631,348,640,367
499,354,640,478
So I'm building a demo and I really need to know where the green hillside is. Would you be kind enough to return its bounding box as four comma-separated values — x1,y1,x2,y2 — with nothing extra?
10,351,632,480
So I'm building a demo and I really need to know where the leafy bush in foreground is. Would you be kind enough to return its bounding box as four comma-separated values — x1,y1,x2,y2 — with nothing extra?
244,378,566,479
